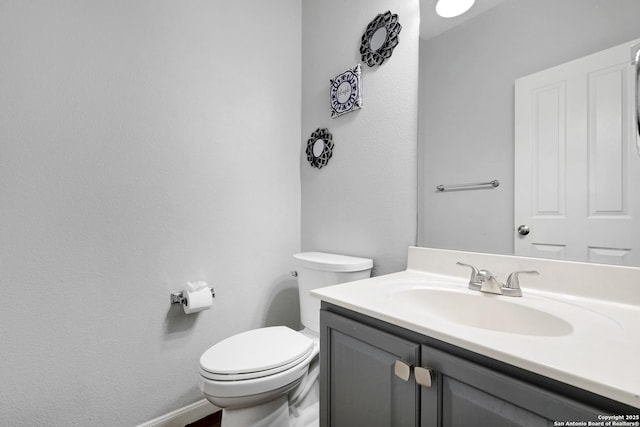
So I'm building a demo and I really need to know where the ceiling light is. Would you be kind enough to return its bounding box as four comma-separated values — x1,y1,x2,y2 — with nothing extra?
435,0,476,18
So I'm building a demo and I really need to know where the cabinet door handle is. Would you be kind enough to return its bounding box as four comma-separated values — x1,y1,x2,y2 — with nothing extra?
394,360,414,381
415,367,434,387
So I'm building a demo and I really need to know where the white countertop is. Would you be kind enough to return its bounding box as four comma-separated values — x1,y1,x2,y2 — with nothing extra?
311,247,640,408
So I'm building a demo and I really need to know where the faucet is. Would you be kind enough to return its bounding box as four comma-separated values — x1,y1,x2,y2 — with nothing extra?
456,262,539,297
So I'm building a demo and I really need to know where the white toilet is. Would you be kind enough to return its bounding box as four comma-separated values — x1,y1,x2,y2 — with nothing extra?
198,252,373,427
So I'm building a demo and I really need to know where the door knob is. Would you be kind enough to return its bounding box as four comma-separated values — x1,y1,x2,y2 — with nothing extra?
517,225,530,236
415,367,434,387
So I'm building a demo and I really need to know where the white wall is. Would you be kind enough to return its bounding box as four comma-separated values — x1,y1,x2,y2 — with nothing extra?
418,0,640,255
301,0,419,276
0,1,301,425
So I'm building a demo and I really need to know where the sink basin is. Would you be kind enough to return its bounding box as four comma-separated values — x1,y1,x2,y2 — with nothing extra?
390,287,574,337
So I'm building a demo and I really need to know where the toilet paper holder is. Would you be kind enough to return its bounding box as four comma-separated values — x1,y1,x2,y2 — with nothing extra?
170,287,216,305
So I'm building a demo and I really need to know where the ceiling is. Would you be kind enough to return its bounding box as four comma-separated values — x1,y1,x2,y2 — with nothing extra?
420,0,510,40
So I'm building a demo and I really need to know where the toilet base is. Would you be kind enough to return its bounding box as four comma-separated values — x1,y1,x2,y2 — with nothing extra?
222,395,289,427
289,380,319,427
215,379,319,427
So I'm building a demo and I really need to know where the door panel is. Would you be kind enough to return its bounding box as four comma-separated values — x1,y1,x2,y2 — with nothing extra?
441,377,549,427
515,38,640,265
320,310,420,427
420,344,603,426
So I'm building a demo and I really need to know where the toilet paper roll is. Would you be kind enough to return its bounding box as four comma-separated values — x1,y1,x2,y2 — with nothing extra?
182,286,213,314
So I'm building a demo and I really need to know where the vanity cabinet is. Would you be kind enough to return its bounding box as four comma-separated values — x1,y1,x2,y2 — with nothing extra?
319,308,420,426
419,344,600,426
320,305,635,427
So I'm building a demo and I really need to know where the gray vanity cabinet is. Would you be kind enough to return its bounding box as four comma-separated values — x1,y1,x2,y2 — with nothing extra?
320,309,420,427
321,305,628,427
420,345,600,426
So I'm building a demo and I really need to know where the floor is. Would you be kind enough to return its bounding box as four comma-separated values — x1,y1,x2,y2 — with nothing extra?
184,410,222,427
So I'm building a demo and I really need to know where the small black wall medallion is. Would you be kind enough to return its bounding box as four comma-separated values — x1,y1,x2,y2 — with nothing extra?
306,128,334,169
360,11,402,67
330,65,363,118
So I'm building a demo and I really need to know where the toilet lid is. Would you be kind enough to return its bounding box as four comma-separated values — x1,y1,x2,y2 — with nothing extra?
200,326,314,379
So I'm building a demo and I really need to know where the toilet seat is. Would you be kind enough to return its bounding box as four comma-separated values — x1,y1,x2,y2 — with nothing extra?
200,326,314,381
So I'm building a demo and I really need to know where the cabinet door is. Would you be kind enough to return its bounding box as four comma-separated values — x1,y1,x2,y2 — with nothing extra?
420,344,602,426
320,310,420,427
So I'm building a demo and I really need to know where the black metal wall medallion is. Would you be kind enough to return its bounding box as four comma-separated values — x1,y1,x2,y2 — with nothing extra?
330,65,362,118
306,128,334,169
360,11,402,67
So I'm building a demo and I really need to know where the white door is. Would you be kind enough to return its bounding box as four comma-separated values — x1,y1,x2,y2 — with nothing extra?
515,39,640,266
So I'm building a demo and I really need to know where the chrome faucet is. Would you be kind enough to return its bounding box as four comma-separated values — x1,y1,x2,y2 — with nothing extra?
456,262,539,297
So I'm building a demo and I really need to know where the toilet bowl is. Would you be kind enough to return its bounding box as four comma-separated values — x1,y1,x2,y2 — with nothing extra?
199,326,318,408
198,252,373,427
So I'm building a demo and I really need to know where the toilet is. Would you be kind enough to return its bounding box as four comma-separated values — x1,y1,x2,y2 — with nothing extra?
198,252,373,427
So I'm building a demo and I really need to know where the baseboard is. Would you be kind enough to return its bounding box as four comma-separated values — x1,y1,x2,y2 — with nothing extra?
136,399,220,427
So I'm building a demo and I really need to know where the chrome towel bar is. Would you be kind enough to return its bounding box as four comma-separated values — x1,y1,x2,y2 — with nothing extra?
436,179,500,192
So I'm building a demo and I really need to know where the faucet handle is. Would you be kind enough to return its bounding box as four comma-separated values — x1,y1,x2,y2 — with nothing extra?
456,261,479,276
456,262,483,290
504,270,539,296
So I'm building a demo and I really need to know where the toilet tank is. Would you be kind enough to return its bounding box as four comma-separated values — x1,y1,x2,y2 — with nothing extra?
293,252,373,333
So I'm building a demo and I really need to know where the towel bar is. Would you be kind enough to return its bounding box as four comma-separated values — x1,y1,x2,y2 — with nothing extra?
436,179,500,192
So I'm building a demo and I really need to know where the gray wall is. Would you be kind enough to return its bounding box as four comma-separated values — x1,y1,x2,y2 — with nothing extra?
419,0,640,255
301,0,420,276
0,1,301,425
